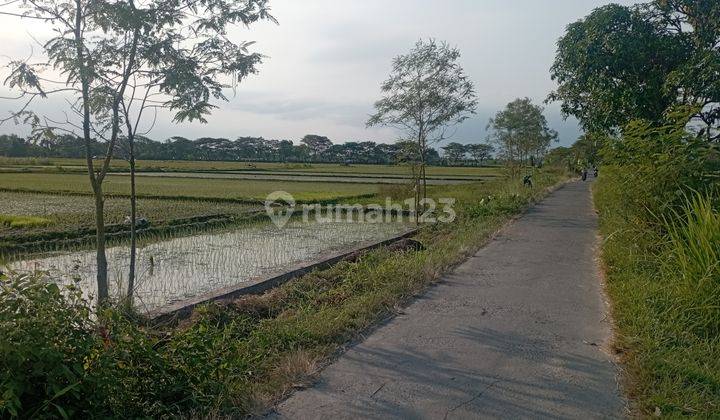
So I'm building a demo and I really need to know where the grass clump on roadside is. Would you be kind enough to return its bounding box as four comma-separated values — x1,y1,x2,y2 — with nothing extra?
593,114,720,416
0,168,568,417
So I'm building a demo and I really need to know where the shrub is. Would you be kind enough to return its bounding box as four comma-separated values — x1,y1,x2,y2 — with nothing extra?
0,272,97,418
0,272,199,418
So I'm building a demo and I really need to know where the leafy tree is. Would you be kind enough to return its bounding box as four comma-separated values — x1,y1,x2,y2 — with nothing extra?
649,0,720,139
0,132,456,166
276,139,295,162
549,4,683,134
1,0,275,304
572,132,605,167
368,39,477,206
487,98,557,173
549,1,720,139
300,134,333,159
466,143,494,166
442,142,467,164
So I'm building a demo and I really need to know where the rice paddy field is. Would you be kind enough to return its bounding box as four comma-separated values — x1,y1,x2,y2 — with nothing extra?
1,157,499,311
0,172,380,201
0,191,256,236
10,219,413,311
0,156,502,177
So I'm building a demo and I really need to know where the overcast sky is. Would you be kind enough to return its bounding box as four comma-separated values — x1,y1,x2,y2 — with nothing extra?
0,0,640,147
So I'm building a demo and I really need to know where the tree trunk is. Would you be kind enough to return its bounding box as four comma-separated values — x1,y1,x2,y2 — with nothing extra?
127,143,137,306
93,184,109,303
415,174,420,225
421,161,427,203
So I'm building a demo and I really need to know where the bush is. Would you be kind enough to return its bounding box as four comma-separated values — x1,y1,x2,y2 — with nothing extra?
0,272,199,418
0,273,97,418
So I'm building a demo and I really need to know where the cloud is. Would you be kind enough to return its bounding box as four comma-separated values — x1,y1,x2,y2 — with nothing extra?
0,0,639,145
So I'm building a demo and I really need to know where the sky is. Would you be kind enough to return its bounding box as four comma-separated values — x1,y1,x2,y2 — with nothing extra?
0,0,641,147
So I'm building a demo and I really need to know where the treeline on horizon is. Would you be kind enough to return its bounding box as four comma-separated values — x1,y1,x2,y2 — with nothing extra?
0,133,500,166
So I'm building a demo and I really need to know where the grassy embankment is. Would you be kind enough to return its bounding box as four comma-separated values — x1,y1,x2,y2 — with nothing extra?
1,168,568,417
593,153,719,416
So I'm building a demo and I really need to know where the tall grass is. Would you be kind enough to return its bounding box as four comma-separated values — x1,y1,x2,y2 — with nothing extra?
663,192,720,338
595,169,720,416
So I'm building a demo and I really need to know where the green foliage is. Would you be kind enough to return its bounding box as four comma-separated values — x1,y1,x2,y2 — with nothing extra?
595,172,720,416
465,143,495,165
550,1,720,137
366,38,478,209
599,108,715,218
0,273,193,418
663,192,720,337
0,273,97,418
549,4,682,133
367,39,477,143
441,142,467,164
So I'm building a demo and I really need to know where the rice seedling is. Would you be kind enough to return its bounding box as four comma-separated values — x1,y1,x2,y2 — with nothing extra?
0,215,52,228
8,219,413,311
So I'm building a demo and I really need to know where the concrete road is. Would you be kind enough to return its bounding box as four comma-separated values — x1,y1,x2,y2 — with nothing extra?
269,180,623,419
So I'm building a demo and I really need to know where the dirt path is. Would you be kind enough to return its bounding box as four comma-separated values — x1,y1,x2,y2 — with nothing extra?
269,180,623,419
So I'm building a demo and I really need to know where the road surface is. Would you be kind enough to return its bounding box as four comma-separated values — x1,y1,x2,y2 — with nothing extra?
269,180,623,419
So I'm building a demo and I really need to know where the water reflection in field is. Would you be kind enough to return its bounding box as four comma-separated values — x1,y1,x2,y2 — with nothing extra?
10,220,411,312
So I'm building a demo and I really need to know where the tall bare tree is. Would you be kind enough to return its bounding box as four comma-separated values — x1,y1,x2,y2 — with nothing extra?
1,0,275,305
368,39,477,212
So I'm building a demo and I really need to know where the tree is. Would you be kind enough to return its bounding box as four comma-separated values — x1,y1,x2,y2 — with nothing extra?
1,0,275,305
548,4,683,134
368,39,477,211
549,1,720,139
572,132,605,167
487,98,557,173
466,143,494,166
300,134,332,159
442,142,467,165
649,0,720,140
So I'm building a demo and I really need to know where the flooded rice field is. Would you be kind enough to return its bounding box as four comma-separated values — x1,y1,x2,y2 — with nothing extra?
9,220,412,312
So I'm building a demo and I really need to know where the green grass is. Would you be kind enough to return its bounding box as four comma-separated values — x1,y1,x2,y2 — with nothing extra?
594,168,720,417
0,215,52,228
0,172,380,202
0,191,256,234
0,168,569,417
